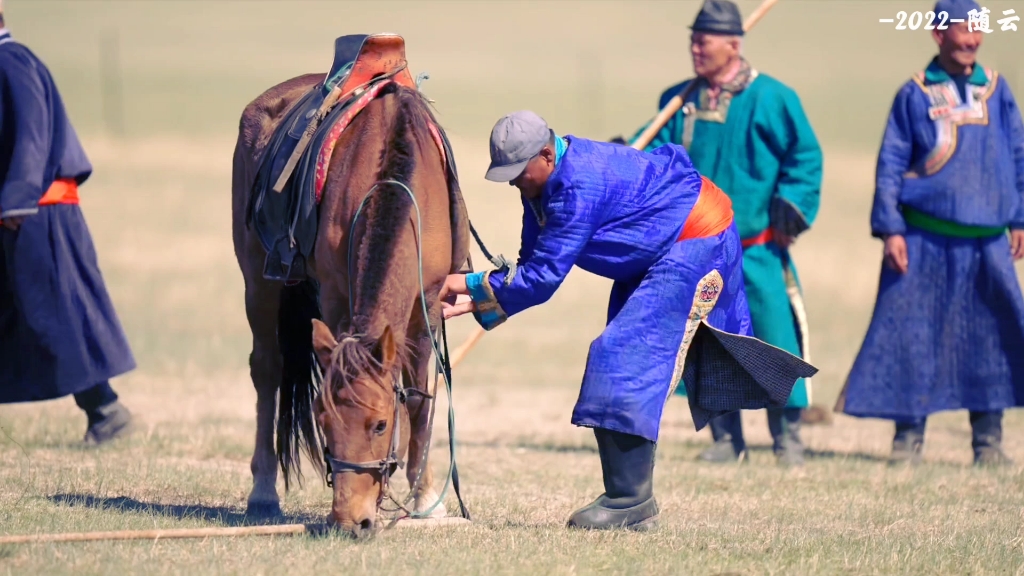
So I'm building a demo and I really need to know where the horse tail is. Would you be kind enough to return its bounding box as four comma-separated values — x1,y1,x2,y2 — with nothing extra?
276,279,326,490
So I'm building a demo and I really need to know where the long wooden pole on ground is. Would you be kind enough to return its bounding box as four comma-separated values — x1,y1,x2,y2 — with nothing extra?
0,524,310,545
449,0,781,371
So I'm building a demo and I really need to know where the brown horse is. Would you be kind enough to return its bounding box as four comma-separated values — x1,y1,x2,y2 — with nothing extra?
231,72,470,536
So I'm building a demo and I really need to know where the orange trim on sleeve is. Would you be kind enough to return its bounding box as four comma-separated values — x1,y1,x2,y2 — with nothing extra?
677,176,734,241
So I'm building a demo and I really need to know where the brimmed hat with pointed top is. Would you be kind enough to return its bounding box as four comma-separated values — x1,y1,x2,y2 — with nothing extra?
691,0,745,36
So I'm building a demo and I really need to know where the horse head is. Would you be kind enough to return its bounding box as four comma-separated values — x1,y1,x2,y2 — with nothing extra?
311,318,409,537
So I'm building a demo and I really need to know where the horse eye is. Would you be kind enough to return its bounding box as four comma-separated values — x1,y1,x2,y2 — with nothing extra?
373,420,388,435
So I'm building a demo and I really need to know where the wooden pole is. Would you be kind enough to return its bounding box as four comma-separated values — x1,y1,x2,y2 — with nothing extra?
0,524,309,545
449,325,486,369
629,0,779,151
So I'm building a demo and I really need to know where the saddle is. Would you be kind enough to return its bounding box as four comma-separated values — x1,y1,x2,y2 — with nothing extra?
247,34,466,283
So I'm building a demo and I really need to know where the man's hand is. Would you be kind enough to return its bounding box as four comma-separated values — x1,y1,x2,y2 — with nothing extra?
442,294,476,320
439,274,475,320
883,234,909,274
438,274,468,304
1011,229,1024,260
1,216,25,231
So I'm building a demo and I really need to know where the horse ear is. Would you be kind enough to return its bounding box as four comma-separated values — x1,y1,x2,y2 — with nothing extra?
311,319,337,369
374,325,397,368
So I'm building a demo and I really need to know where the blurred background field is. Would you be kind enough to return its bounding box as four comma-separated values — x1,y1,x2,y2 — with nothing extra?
1,1,1023,574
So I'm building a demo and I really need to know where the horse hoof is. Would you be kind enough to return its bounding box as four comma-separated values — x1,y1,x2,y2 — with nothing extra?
246,501,283,518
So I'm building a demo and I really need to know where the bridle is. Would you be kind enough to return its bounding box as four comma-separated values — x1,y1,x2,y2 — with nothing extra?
321,375,432,508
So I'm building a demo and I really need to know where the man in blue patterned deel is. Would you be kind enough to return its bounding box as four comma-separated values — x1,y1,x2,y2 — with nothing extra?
839,0,1024,466
440,110,816,530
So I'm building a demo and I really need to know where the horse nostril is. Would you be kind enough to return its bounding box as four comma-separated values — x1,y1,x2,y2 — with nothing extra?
359,518,374,532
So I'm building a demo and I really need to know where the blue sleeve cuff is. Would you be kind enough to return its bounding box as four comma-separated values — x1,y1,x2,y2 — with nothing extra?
870,204,908,239
1,181,44,217
871,227,907,240
0,207,39,219
466,271,508,331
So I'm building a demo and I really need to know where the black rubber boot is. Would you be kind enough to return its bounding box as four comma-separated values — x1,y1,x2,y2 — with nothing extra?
567,428,659,531
698,411,746,463
971,411,1013,467
889,419,925,466
76,382,134,446
768,408,805,467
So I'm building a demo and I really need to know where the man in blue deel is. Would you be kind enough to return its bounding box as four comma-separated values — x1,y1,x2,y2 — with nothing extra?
840,0,1024,466
0,7,136,444
440,110,817,530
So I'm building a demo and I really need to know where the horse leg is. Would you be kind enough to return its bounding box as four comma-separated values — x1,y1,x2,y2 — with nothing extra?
245,281,284,517
404,305,447,519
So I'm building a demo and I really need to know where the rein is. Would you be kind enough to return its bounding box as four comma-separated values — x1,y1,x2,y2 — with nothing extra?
323,178,469,525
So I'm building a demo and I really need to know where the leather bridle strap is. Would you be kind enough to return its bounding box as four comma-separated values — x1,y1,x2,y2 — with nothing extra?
321,381,433,501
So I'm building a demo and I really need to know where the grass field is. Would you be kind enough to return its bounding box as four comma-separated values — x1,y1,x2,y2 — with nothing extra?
2,1,1024,574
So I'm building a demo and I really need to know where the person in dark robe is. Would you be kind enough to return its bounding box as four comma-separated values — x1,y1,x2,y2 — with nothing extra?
0,7,136,444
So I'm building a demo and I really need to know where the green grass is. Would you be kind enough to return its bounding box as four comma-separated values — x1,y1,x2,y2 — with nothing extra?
2,1,1024,574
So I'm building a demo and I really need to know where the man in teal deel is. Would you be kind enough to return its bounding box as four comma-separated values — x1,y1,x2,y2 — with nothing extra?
629,0,823,466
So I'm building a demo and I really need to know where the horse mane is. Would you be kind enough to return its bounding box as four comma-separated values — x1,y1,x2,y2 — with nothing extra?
319,332,411,419
323,82,427,408
350,82,439,324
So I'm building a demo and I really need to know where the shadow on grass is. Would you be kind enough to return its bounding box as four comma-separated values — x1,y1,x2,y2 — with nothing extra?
458,440,598,455
456,436,973,470
461,439,893,462
47,494,321,527
660,440,969,467
693,445,971,469
803,448,891,463
803,449,985,470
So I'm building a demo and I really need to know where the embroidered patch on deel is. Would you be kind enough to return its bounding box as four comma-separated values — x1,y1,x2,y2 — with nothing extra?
687,270,724,322
668,269,726,400
698,275,722,303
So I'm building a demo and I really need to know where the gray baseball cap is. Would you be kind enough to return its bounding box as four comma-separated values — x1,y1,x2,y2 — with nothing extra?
485,110,552,182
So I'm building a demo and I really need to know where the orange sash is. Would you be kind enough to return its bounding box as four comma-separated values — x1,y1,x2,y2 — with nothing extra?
39,178,80,205
677,176,734,241
741,228,774,248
